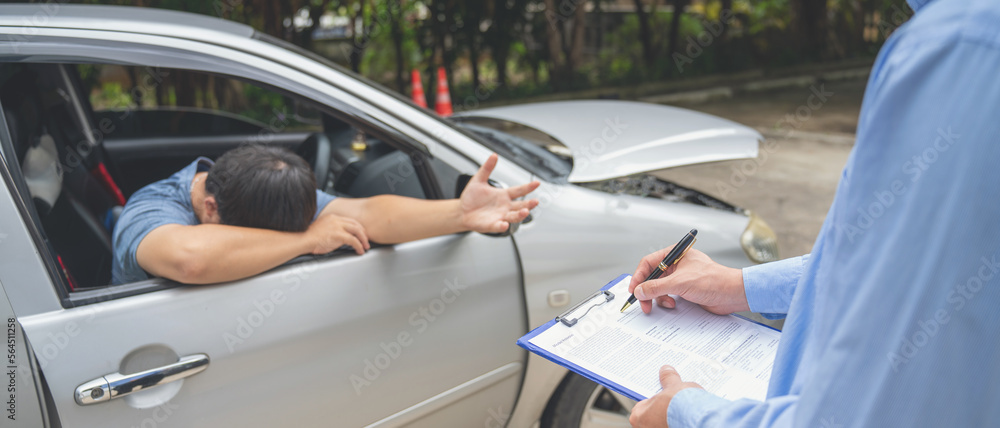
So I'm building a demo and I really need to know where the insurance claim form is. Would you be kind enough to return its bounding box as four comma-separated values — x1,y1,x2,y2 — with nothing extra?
523,275,779,401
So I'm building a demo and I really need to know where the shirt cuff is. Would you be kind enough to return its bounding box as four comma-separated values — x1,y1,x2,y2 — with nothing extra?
667,388,732,428
742,255,809,317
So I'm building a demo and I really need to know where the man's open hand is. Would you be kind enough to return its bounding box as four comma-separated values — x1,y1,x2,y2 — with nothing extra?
459,153,540,234
307,213,370,255
629,248,748,315
629,366,703,428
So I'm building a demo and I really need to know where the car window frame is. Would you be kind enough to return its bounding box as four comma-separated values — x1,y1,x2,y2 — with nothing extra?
0,33,450,307
0,95,76,307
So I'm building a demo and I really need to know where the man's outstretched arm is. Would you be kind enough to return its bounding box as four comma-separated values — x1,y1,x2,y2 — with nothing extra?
136,214,369,284
322,153,540,244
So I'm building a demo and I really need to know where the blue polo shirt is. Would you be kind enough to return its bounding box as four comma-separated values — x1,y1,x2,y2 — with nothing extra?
111,157,336,284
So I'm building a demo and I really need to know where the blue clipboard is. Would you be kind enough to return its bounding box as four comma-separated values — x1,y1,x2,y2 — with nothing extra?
516,273,649,401
517,273,782,402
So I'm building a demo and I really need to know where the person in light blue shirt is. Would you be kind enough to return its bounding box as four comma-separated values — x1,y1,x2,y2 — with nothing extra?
627,0,1000,426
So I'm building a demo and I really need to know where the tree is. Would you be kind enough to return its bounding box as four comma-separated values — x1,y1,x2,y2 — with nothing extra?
387,0,408,93
632,0,656,68
483,0,529,90
792,0,828,61
543,0,587,88
459,0,486,89
666,0,688,75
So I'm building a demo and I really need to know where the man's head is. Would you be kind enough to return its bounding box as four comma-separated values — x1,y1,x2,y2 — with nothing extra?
202,145,316,232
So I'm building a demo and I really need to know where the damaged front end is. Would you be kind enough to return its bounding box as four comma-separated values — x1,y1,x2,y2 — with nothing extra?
580,175,780,263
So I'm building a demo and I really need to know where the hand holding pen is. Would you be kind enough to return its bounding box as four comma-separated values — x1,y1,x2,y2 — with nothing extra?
626,232,751,315
622,230,697,312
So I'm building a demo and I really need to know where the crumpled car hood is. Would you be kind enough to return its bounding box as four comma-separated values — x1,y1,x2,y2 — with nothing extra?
458,100,761,183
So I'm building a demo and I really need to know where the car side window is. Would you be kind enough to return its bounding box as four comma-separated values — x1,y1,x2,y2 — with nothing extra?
1,61,455,296
81,64,322,139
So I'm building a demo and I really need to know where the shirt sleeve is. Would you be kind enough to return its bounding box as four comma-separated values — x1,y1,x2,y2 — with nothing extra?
313,189,337,220
742,255,809,319
668,388,799,428
111,188,196,284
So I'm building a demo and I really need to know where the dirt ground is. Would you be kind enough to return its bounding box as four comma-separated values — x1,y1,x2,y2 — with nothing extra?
653,78,868,258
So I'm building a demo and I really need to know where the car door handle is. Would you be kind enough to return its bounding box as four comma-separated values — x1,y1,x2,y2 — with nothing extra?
74,353,209,405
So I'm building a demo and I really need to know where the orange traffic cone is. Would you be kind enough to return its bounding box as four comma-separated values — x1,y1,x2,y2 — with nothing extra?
411,69,427,108
435,67,453,116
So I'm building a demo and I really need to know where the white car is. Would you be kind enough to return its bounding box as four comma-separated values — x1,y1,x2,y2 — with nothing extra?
0,4,777,427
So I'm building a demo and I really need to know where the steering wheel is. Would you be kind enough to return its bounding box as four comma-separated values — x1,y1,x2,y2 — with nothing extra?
296,132,333,192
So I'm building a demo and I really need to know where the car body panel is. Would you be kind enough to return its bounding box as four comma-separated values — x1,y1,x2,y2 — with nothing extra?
457,100,761,183
16,234,525,427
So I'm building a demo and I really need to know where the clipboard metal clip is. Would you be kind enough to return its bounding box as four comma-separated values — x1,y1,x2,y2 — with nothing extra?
555,290,614,327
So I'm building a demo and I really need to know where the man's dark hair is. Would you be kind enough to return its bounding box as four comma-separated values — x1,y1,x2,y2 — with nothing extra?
204,145,316,232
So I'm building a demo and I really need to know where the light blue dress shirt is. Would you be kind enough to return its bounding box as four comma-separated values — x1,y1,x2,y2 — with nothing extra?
667,0,1000,426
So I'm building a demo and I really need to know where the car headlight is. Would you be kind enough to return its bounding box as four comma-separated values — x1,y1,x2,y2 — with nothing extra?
741,212,779,263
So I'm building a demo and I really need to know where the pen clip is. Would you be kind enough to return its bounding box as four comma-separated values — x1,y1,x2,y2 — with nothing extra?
556,290,615,327
671,237,697,266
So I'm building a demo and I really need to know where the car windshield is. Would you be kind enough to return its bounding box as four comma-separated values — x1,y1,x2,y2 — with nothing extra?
452,118,573,182
255,32,573,182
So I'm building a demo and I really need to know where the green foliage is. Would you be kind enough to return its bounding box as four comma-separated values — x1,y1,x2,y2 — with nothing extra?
738,0,790,34
66,0,909,101
90,82,134,111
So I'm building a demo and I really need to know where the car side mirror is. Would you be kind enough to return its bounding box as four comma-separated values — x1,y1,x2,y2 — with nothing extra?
454,173,524,237
454,174,472,199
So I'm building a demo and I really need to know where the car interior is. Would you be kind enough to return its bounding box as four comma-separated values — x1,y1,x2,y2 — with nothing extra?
0,62,459,295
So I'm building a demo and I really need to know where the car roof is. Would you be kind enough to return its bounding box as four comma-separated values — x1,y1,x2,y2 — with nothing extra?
0,4,255,39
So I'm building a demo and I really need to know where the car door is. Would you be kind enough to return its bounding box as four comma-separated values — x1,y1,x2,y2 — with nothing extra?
0,30,525,427
0,224,48,428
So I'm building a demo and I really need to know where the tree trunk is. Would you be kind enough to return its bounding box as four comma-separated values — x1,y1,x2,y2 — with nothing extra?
349,0,366,73
256,0,285,39
632,0,655,68
390,1,407,93
567,0,587,70
301,0,333,50
464,3,483,90
719,0,733,70
792,0,828,61
595,0,604,53
543,0,566,85
667,0,687,74
440,0,456,88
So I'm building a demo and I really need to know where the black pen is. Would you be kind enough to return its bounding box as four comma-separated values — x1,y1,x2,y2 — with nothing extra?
621,229,698,312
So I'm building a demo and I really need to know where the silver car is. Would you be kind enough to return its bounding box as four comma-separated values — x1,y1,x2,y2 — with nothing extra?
0,4,777,427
